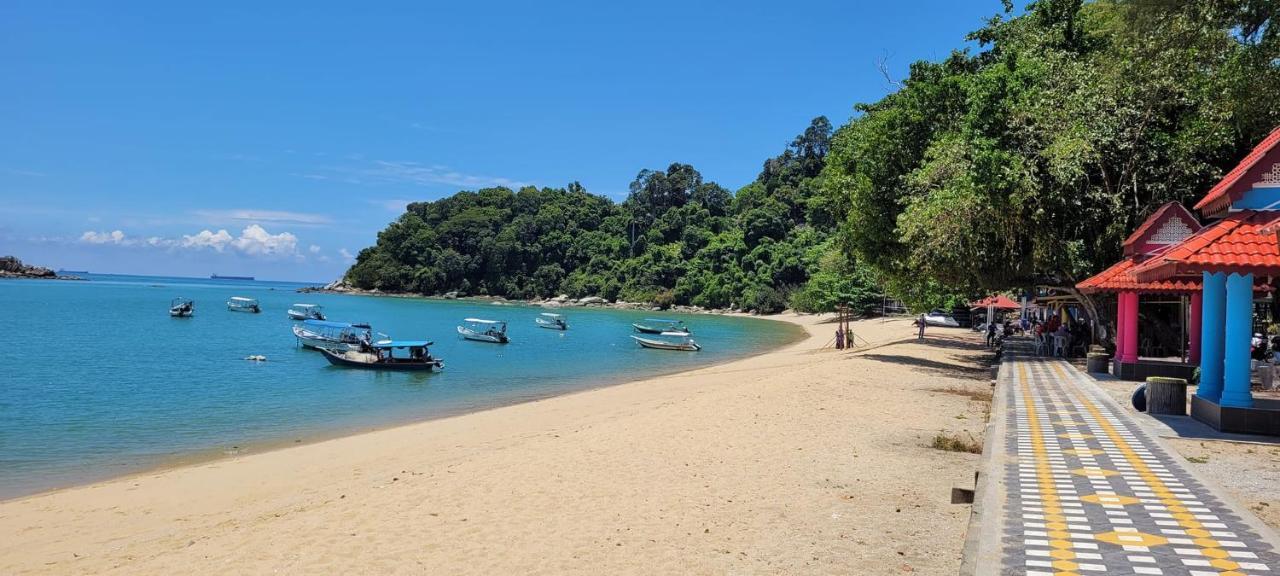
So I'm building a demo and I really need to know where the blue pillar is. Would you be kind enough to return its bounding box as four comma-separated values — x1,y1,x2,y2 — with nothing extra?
1198,272,1226,402
1222,272,1255,408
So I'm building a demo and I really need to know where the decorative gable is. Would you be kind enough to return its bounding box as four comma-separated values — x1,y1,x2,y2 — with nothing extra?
1122,202,1203,257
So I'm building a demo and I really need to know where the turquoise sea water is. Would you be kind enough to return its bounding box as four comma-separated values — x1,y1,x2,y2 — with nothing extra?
0,275,802,499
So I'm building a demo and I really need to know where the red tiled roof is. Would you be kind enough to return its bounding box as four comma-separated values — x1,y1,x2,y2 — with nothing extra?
969,295,1021,309
1076,257,1200,294
1121,202,1199,255
1194,126,1280,216
1132,210,1280,281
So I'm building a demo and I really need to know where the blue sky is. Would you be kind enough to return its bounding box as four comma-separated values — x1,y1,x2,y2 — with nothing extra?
0,1,1001,282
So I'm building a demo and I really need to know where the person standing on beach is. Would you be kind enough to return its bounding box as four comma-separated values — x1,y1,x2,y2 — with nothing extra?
916,314,926,340
835,327,845,350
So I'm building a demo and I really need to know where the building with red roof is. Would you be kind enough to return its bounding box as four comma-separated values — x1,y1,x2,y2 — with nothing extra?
1075,202,1202,380
1126,127,1280,434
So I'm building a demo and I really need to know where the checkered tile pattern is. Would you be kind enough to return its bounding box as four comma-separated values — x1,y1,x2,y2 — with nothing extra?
999,356,1280,575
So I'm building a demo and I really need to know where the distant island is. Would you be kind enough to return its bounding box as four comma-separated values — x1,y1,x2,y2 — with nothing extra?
0,256,84,280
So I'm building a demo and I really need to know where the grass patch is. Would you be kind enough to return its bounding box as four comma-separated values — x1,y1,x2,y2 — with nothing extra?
930,432,983,454
931,385,993,403
1186,456,1209,464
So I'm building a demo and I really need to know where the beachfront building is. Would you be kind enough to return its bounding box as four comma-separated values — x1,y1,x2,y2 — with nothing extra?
1076,202,1203,381
1132,127,1280,434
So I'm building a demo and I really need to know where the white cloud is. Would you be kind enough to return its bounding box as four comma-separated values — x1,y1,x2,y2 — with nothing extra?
339,248,355,262
77,225,304,259
364,160,528,189
369,198,413,212
80,230,127,244
181,229,234,251
309,244,321,254
193,209,332,227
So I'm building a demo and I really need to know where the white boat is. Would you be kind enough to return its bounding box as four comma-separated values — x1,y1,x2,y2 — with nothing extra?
293,319,374,351
923,309,960,327
632,318,690,334
631,332,701,351
457,318,509,344
535,312,567,330
227,296,261,313
288,303,325,321
169,297,194,317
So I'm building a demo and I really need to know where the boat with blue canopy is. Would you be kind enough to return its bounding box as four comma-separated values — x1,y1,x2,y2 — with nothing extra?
535,312,568,330
292,319,373,351
226,296,261,313
457,318,509,343
631,318,690,334
287,303,325,321
320,340,444,371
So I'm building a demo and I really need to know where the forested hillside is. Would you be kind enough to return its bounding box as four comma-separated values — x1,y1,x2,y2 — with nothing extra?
349,0,1280,315
345,118,876,313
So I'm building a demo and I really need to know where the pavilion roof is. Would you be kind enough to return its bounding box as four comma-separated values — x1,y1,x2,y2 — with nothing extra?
969,295,1021,310
1076,257,1201,294
1132,210,1280,281
1194,126,1280,217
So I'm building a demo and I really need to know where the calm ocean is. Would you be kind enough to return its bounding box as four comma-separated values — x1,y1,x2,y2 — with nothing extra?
0,274,803,499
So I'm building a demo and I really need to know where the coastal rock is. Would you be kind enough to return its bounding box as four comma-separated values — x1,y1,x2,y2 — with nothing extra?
443,291,458,299
579,296,607,305
0,256,65,279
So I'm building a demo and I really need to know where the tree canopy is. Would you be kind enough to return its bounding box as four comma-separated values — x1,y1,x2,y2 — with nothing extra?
346,117,883,314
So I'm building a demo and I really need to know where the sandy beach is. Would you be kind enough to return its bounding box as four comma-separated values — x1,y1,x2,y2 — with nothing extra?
0,315,992,575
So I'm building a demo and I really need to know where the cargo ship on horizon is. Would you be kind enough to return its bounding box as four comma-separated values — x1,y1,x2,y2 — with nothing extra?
210,273,255,281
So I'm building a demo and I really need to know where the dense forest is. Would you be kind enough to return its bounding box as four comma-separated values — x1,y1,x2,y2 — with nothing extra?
346,117,875,313
348,0,1280,315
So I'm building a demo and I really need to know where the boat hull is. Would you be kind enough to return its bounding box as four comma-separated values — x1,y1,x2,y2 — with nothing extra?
169,309,194,317
631,335,701,351
536,319,567,330
319,348,441,371
457,325,509,343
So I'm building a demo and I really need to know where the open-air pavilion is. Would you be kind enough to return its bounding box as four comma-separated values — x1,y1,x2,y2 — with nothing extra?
1076,202,1203,380
1132,127,1280,434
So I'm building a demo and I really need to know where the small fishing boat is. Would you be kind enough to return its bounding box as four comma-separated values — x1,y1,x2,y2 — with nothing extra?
457,318,509,343
169,297,195,317
631,332,701,351
227,296,261,313
287,303,326,321
632,318,690,334
535,312,568,330
320,340,444,372
293,319,373,351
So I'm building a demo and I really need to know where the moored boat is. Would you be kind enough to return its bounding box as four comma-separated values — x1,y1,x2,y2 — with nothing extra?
293,319,372,351
632,318,690,334
631,332,701,351
227,296,261,313
169,297,195,317
320,340,443,371
287,303,325,321
535,312,568,330
457,318,509,343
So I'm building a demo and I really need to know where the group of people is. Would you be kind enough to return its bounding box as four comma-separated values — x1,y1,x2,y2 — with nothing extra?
1031,315,1089,357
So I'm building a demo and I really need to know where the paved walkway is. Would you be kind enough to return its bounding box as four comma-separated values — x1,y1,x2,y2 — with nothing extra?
972,352,1280,575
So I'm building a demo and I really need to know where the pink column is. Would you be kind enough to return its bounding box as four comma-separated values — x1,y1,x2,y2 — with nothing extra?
1188,291,1202,364
1121,292,1140,364
1115,293,1127,359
